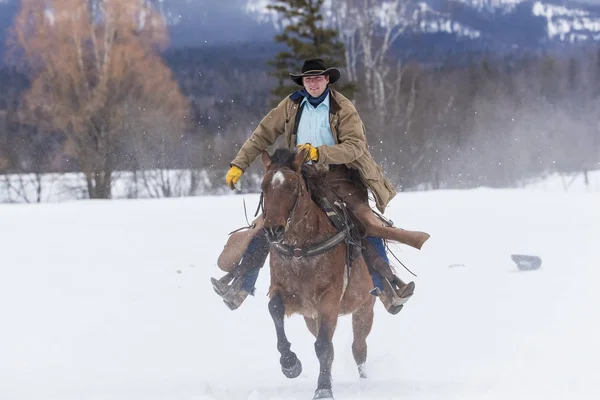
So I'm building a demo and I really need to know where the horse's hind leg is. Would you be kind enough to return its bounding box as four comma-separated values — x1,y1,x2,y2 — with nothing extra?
268,292,302,379
352,296,376,379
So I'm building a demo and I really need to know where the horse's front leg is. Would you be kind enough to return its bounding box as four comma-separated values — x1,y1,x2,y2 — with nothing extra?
313,309,339,400
268,292,302,379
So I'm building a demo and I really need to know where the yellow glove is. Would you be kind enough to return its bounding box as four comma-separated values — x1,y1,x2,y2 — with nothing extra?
296,143,319,162
225,165,243,189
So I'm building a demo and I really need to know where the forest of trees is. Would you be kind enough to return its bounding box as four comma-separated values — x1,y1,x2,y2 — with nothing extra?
0,0,598,202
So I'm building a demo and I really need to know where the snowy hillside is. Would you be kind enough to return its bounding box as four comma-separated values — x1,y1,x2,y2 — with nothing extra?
533,0,600,40
1,0,600,57
244,0,600,44
455,0,525,12
0,187,599,399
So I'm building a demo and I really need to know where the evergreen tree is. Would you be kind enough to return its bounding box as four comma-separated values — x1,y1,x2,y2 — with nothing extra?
266,0,356,104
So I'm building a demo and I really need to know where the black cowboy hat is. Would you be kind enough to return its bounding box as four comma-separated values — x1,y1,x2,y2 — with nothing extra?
289,58,341,86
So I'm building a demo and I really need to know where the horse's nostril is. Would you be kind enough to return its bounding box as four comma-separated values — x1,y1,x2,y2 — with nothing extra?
275,226,285,236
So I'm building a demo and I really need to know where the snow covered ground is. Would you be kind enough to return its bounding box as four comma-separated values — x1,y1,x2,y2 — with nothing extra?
1,186,599,400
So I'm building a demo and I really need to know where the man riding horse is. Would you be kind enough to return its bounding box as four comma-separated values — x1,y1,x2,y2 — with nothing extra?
212,58,429,314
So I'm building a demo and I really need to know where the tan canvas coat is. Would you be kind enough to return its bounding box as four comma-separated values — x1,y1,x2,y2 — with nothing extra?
230,89,397,213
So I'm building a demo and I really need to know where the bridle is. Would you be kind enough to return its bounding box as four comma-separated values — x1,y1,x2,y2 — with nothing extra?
260,167,347,259
261,168,305,234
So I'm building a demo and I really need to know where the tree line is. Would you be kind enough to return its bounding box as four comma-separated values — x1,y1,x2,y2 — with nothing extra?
0,0,598,202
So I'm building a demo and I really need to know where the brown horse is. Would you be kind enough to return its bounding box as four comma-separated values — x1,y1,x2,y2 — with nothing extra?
260,148,376,400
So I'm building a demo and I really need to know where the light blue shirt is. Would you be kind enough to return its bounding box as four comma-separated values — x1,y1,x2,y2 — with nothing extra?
296,93,335,148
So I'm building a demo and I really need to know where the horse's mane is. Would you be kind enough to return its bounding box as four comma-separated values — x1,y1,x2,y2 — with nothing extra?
269,148,331,205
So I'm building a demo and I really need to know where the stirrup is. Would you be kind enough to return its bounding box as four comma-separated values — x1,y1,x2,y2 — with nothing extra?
222,290,250,310
374,278,415,315
211,274,252,310
220,279,251,310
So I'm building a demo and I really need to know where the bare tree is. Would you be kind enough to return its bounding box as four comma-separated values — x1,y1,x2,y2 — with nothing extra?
329,0,360,83
10,0,190,199
329,0,423,122
124,100,191,198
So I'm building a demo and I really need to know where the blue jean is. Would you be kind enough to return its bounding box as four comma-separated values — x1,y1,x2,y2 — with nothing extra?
366,236,388,291
243,267,261,294
241,233,270,294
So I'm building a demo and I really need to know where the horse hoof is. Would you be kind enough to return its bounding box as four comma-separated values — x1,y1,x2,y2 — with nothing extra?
281,357,302,379
358,363,367,379
313,388,334,400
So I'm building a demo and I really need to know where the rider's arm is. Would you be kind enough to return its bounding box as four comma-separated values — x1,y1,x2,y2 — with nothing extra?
314,101,367,166
230,98,288,171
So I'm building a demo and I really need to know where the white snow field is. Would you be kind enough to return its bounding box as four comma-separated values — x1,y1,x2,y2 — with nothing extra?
0,187,599,400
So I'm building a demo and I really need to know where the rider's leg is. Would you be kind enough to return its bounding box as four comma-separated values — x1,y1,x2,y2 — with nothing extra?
361,236,415,315
241,264,261,295
365,236,387,292
212,231,270,310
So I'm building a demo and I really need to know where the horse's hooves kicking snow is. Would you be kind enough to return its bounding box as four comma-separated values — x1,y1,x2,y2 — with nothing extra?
281,356,302,379
358,363,367,379
313,388,334,399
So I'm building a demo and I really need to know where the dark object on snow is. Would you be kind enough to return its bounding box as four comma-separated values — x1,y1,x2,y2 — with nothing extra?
511,254,542,271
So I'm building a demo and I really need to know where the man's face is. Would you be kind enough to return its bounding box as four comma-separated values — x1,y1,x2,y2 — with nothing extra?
303,75,329,98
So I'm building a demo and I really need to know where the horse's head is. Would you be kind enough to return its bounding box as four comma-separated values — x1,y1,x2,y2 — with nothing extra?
260,148,308,243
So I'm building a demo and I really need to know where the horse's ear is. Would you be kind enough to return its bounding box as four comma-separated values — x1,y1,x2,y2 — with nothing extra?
261,150,272,169
293,148,307,172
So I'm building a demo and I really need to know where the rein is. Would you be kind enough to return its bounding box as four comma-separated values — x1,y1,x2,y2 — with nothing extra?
254,192,264,218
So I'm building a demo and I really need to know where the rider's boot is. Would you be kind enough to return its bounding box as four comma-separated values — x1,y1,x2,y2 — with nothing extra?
217,267,261,310
362,237,415,315
211,232,270,310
